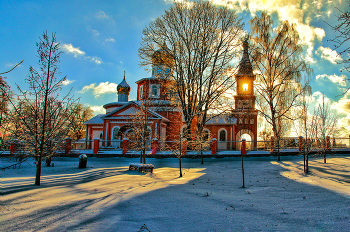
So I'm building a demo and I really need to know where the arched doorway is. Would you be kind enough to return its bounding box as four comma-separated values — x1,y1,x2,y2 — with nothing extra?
111,126,121,148
235,129,254,150
240,133,252,150
218,128,227,150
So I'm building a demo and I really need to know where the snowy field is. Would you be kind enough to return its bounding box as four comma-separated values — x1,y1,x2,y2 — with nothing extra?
1,155,350,231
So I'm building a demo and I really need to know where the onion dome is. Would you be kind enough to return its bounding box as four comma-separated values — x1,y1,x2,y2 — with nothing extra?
237,39,253,75
117,72,131,94
152,42,175,65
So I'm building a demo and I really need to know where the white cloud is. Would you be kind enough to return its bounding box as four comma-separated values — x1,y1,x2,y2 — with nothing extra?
104,37,116,43
62,43,103,65
90,105,105,115
316,74,348,86
95,11,110,19
87,56,103,65
88,25,100,37
5,62,23,68
62,79,75,86
316,46,342,64
61,44,85,57
312,91,331,105
79,81,118,97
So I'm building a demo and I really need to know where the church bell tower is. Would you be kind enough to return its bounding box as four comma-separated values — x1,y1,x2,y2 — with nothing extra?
233,39,258,149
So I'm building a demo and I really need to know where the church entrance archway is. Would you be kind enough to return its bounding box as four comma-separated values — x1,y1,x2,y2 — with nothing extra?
235,129,254,150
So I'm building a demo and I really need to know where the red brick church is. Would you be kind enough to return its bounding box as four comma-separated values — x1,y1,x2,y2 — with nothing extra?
85,41,257,150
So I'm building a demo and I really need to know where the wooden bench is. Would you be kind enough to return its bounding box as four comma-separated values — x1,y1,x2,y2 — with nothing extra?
129,163,154,173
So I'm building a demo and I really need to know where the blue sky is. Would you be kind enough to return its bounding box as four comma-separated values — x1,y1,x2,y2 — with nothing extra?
1,0,349,133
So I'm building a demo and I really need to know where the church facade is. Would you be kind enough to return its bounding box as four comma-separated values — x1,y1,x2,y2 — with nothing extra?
84,42,257,151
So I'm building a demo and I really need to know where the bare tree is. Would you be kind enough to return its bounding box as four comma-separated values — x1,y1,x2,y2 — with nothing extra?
160,120,188,177
0,62,23,142
314,94,340,163
294,83,315,173
5,32,77,185
139,0,243,143
122,101,153,164
67,103,93,140
327,1,350,95
249,13,312,160
328,1,350,72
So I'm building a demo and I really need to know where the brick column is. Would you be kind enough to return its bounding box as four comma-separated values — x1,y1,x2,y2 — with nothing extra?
65,137,72,154
299,136,303,152
182,139,187,155
211,138,217,155
241,139,246,155
122,138,129,155
271,136,275,152
93,139,100,155
10,143,17,155
152,138,158,155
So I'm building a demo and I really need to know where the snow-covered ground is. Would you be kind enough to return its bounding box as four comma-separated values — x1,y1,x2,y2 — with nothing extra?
1,155,349,231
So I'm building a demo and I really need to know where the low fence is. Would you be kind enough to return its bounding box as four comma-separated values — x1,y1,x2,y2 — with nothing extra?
2,136,350,156
71,136,350,155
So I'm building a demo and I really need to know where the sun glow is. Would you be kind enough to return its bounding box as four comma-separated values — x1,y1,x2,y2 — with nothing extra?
243,83,248,91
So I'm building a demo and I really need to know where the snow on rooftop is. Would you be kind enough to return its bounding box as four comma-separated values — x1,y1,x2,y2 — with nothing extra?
84,114,104,124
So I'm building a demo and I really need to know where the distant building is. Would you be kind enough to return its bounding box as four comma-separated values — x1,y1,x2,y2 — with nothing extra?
84,41,257,150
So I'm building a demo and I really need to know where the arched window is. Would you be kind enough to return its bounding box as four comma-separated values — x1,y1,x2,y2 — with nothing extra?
112,127,120,140
219,129,226,141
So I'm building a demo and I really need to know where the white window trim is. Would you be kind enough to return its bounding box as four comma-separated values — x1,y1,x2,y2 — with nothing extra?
112,126,120,140
149,84,160,98
218,128,227,141
139,85,143,100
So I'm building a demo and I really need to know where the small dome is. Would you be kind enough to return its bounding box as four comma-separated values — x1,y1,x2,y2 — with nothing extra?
152,43,175,65
117,74,130,94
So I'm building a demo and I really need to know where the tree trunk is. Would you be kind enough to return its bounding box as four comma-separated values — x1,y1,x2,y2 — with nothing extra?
179,158,182,177
35,43,53,186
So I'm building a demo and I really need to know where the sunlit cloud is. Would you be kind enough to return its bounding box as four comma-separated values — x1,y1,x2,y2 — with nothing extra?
316,74,348,86
79,81,118,97
163,0,184,4
211,0,329,62
61,44,85,57
316,46,342,64
331,92,350,114
62,79,75,86
330,92,350,135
